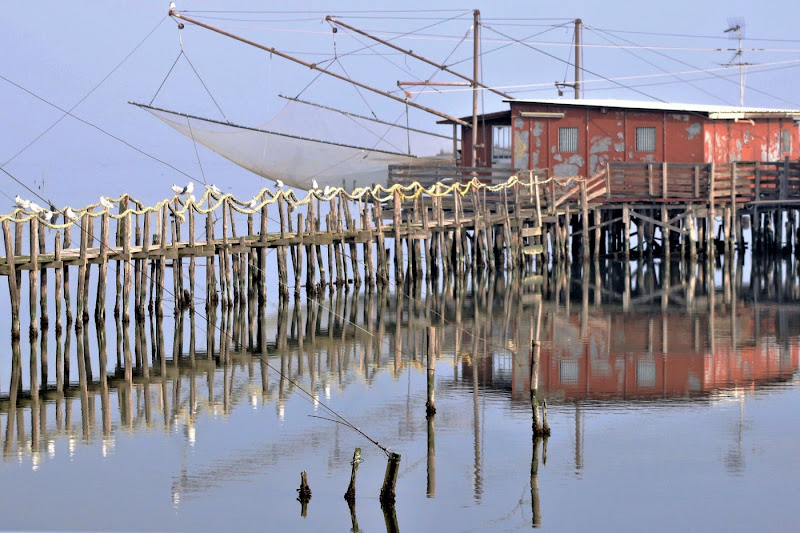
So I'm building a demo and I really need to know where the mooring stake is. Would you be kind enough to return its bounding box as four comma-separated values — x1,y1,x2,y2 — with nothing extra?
297,470,312,517
379,452,401,506
344,447,362,502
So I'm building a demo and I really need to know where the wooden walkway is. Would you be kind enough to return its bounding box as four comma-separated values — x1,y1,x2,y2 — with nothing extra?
2,158,800,342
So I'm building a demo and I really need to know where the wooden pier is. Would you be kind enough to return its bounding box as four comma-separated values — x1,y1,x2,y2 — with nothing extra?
2,158,800,342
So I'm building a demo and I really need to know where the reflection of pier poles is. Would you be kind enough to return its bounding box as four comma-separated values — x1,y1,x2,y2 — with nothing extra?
531,301,550,436
471,310,483,500
531,436,542,528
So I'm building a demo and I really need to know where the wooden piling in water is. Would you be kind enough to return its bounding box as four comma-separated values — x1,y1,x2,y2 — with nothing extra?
344,447,361,503
426,325,436,417
379,452,401,506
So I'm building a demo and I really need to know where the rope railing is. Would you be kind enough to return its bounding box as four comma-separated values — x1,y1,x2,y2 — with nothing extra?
0,171,594,229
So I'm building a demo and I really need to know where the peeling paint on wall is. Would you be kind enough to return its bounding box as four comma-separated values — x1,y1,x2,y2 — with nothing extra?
553,154,583,177
617,132,624,140
686,123,701,140
671,114,689,122
533,121,543,148
514,130,529,169
554,163,579,177
553,153,563,162
590,136,612,154
614,142,625,152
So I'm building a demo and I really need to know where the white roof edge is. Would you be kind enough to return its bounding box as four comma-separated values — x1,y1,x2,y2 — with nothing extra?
504,98,800,117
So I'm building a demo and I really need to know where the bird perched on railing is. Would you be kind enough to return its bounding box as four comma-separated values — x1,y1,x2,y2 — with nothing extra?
311,179,319,190
40,210,56,224
205,183,221,195
27,201,45,214
172,182,194,195
275,179,285,189
65,207,78,221
14,195,30,210
99,196,115,210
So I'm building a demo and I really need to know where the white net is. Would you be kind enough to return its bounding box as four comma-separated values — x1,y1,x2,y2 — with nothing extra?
138,99,454,190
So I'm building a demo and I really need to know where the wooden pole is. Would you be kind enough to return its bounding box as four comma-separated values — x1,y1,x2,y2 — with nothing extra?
426,325,436,416
379,452,402,506
343,447,361,502
37,220,48,331
96,212,110,322
393,190,404,285
3,221,21,339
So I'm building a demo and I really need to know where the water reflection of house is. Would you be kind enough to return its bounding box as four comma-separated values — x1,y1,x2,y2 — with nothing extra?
466,305,800,402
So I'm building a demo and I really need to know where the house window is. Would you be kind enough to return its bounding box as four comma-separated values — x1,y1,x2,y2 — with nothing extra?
492,125,512,167
558,127,578,152
636,127,656,152
782,130,792,154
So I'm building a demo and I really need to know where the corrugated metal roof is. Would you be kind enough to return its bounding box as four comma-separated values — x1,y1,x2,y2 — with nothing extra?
504,98,800,119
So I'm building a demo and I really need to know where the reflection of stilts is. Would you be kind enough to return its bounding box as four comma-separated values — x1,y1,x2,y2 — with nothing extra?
724,396,746,474
530,436,544,528
574,403,583,472
530,301,550,437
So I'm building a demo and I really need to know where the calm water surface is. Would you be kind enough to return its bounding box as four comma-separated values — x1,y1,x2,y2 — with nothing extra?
0,258,798,532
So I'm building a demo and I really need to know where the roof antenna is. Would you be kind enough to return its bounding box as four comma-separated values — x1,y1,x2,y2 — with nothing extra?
723,17,749,107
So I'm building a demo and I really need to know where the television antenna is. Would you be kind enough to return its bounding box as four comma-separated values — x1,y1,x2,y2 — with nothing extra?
723,17,751,107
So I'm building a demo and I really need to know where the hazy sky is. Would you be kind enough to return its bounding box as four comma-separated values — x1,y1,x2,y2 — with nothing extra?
1,0,798,206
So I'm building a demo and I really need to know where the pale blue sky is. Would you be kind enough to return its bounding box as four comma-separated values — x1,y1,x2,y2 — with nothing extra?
1,0,798,206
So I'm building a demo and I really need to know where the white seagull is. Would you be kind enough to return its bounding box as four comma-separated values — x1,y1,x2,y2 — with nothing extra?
99,196,115,210
205,183,222,195
275,179,285,189
65,207,78,221
40,210,56,224
14,195,30,210
248,197,259,209
27,201,45,214
171,182,194,195
311,179,319,190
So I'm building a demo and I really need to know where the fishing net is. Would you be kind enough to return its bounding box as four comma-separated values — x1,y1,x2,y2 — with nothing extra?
136,98,454,190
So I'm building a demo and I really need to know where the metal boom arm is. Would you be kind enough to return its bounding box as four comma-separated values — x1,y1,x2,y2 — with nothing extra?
326,16,512,100
168,9,470,127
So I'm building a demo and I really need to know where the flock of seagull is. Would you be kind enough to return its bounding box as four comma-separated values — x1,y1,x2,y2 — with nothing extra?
12,178,330,225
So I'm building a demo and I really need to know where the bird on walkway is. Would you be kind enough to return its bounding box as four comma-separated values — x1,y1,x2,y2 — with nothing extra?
172,182,194,195
65,207,78,221
14,195,30,210
275,179,285,189
205,183,222,195
99,196,115,210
